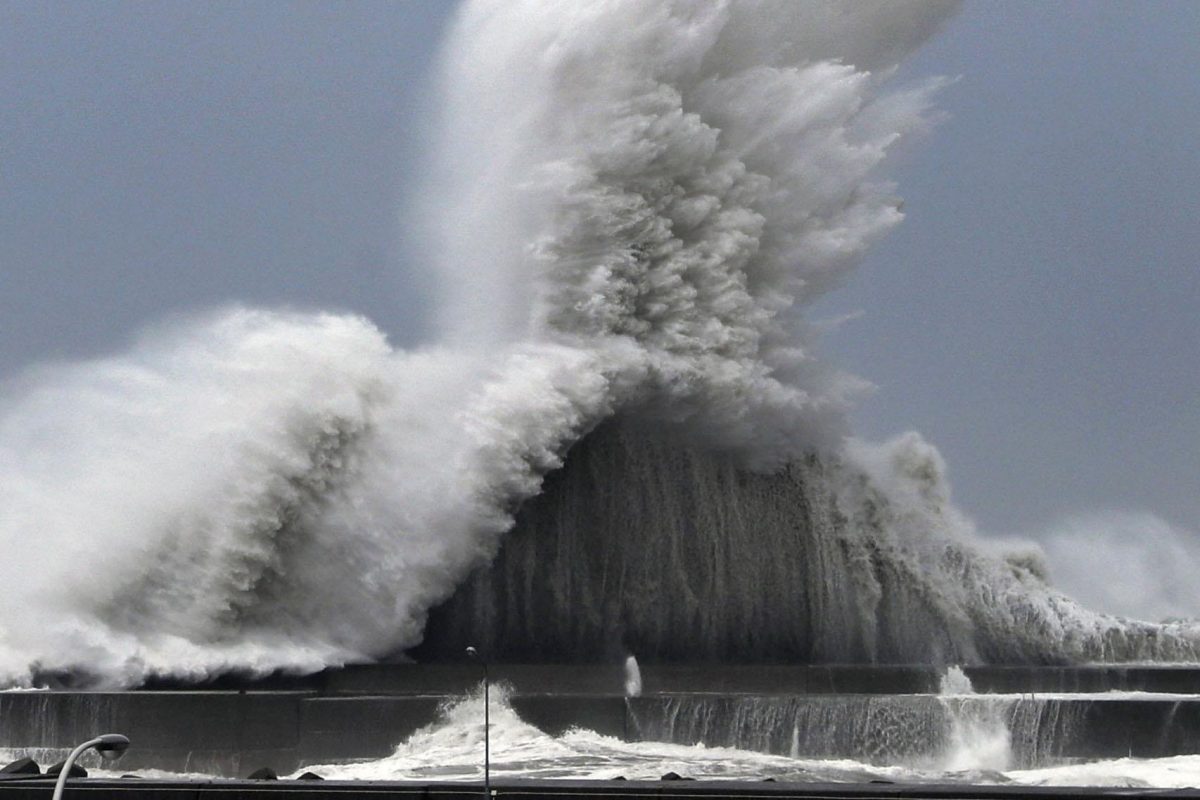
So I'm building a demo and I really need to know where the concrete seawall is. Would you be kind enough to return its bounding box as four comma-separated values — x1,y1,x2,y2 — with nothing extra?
4,692,1200,775
3,777,1200,800
5,665,1200,776
0,691,630,775
105,663,1200,696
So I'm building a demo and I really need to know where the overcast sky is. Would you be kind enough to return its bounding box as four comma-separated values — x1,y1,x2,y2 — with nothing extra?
2,2,1196,558
815,1,1199,539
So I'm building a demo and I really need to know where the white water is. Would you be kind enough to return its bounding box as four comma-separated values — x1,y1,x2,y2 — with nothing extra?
1,0,1196,686
624,656,643,698
21,745,1200,790
5,689,1200,788
939,666,975,696
935,666,1011,773
286,691,1200,788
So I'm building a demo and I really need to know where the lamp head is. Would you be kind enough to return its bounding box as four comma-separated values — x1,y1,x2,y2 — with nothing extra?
94,734,130,762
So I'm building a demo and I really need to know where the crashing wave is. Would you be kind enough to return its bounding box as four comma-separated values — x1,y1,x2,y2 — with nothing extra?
1,0,1195,685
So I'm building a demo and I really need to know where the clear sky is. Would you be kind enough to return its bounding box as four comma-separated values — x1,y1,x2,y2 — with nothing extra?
2,2,1197,593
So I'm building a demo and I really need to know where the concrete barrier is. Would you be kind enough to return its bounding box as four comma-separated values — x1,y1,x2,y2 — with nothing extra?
0,692,632,775
6,691,1200,776
6,665,1200,777
119,664,1200,697
0,777,1198,800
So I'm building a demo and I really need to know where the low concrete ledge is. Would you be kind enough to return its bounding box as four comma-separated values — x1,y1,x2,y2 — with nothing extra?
118,664,1200,697
1,778,1199,800
963,666,1200,695
0,692,632,775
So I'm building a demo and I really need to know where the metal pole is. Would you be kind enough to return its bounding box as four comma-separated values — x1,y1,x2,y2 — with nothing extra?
51,738,100,800
483,659,490,797
51,734,129,800
466,647,490,798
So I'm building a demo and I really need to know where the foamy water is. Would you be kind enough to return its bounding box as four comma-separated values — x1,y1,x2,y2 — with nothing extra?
293,691,959,783
7,686,1200,789
289,691,1200,788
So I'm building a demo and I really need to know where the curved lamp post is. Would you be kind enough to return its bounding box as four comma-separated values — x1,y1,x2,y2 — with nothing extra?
465,647,490,797
52,734,130,800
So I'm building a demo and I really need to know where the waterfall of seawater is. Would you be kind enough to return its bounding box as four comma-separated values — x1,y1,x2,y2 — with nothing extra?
292,690,1200,788
936,666,1011,771
629,691,1088,770
415,421,1199,665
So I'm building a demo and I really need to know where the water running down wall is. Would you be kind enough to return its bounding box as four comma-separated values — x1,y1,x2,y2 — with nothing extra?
6,684,1200,778
415,421,1200,664
630,694,1081,769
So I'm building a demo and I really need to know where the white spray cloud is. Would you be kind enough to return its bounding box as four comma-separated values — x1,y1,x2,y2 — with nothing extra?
0,309,391,681
22,0,1190,683
0,307,631,684
836,433,1200,663
1024,512,1200,624
422,0,957,464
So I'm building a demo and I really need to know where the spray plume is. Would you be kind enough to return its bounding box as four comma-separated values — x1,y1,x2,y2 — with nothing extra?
1,0,1193,685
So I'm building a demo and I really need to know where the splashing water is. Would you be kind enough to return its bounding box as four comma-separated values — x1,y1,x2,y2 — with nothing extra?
935,666,1012,773
939,666,976,696
624,656,643,698
298,688,897,783
1,0,1197,685
291,691,1200,788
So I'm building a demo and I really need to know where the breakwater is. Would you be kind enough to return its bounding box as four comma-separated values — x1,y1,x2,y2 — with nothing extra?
4,666,1200,776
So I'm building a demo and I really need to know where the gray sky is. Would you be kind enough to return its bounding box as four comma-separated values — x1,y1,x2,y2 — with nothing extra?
2,2,1196,543
815,2,1200,536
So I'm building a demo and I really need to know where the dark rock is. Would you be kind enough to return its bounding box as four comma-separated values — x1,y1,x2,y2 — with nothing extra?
246,767,278,780
0,758,39,775
45,761,87,778
296,772,324,781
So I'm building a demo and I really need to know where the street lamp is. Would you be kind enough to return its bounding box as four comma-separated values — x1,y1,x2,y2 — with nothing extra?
52,734,130,800
465,646,490,797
